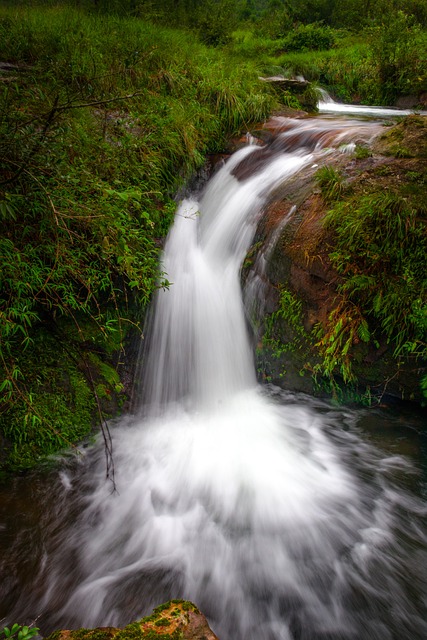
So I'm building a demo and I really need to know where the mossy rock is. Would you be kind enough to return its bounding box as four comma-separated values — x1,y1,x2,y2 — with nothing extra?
373,115,427,158
45,601,218,640
248,115,427,406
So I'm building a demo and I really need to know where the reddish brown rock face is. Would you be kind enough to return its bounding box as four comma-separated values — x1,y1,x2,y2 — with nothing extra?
242,114,427,402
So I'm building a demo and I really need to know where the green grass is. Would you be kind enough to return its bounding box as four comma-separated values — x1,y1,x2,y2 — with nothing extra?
318,187,427,393
315,165,347,201
0,4,276,473
227,20,427,105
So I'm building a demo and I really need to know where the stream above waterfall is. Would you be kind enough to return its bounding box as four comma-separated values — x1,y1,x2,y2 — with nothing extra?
1,104,426,640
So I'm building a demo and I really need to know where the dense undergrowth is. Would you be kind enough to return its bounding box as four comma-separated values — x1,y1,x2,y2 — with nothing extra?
0,4,275,475
317,118,427,396
229,13,427,105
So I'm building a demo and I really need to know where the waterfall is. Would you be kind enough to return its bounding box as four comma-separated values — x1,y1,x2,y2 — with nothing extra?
1,114,426,640
140,114,388,414
317,87,427,117
141,145,311,413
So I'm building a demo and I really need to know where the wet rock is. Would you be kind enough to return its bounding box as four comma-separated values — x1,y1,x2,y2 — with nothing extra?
245,115,427,404
45,601,219,640
373,114,427,158
259,75,311,89
395,94,427,109
259,76,317,112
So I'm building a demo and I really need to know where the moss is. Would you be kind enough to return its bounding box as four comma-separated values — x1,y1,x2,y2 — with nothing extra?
354,145,371,159
374,115,427,159
153,620,170,628
46,629,117,640
88,354,123,390
69,630,114,640
393,146,413,158
180,602,199,613
152,603,173,615
45,601,208,640
151,600,198,615
129,633,183,640
242,240,263,272
115,623,142,640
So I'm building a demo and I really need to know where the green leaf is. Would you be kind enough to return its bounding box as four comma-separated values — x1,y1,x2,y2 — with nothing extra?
357,321,371,343
0,201,17,221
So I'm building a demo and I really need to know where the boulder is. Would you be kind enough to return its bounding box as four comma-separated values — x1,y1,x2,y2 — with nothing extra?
45,601,219,640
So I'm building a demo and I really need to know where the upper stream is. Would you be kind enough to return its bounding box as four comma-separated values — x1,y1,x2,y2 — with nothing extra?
1,99,426,640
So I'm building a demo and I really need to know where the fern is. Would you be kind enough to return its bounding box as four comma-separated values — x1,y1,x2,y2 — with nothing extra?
357,320,371,343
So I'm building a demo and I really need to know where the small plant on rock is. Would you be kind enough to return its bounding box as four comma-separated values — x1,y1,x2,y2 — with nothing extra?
1,625,39,640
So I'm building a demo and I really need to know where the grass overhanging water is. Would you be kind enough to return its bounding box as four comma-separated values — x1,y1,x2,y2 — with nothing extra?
0,4,276,473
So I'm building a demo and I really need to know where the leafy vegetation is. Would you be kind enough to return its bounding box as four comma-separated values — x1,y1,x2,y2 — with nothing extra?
312,119,427,400
1,624,39,640
315,165,346,202
320,191,427,388
0,3,275,474
263,287,308,361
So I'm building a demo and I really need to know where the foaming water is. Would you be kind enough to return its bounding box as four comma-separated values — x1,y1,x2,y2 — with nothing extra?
1,115,426,640
2,392,426,640
318,88,427,117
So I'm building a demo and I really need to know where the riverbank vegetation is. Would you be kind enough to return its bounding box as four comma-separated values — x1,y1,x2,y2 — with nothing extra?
1,0,426,474
318,119,427,397
260,116,427,405
0,3,275,475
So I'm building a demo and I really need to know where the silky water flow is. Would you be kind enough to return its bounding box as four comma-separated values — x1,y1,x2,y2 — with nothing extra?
1,113,426,640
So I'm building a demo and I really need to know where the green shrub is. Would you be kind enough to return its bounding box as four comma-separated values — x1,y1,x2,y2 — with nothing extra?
368,11,427,103
1,624,39,640
192,0,238,46
257,3,293,39
280,22,336,52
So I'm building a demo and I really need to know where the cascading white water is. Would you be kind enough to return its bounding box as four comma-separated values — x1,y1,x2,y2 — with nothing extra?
140,113,387,413
141,145,311,412
1,113,426,640
317,87,427,117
